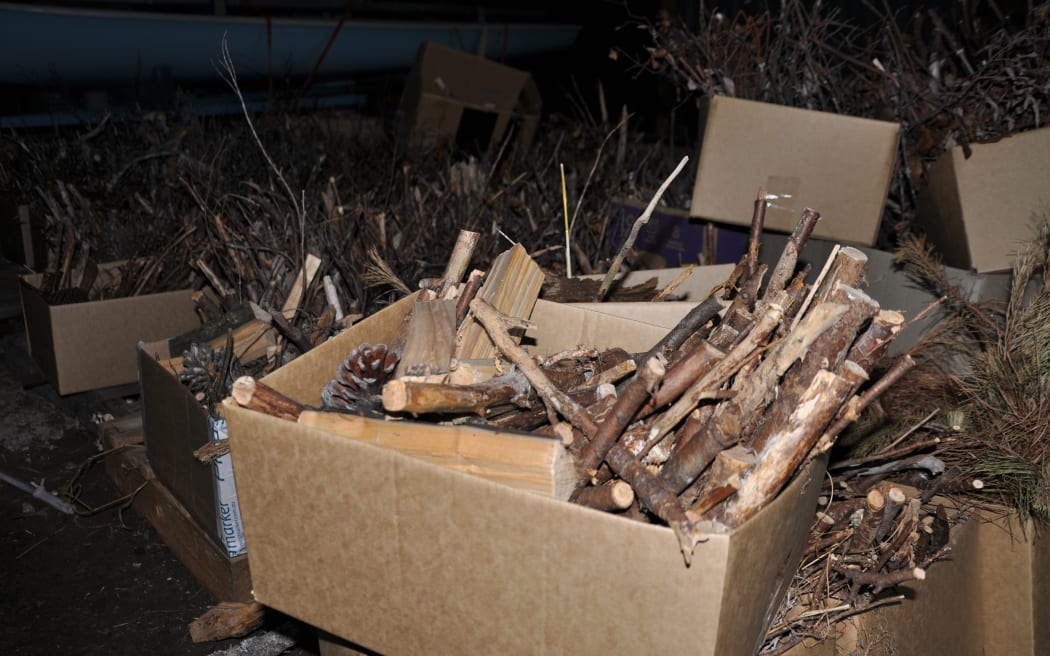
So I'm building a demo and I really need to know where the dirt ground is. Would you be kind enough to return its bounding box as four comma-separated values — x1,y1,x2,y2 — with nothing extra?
0,264,319,656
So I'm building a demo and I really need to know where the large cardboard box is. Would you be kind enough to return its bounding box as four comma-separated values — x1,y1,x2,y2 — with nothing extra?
690,96,900,247
917,126,1050,273
19,264,199,395
224,294,827,656
398,41,541,157
137,339,248,558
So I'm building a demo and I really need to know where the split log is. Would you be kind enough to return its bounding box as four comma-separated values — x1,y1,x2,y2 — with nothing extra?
455,243,544,361
280,252,322,320
393,293,457,379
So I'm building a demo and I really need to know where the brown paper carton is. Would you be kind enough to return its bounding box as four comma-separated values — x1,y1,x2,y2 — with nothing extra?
224,295,827,656
689,96,899,247
917,126,1050,273
19,263,199,395
398,41,541,157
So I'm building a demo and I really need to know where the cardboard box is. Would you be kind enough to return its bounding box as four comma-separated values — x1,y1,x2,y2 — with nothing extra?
19,264,200,395
569,263,736,329
689,96,900,247
398,41,541,157
791,510,1050,656
137,339,248,557
609,198,749,268
917,126,1050,272
224,294,828,656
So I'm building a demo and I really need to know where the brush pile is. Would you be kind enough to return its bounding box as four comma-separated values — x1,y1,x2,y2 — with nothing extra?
629,0,1050,245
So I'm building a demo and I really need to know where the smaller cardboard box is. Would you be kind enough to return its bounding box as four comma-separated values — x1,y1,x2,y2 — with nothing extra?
917,126,1050,273
225,294,827,656
19,264,200,395
609,198,749,268
137,339,248,558
398,41,541,157
690,96,900,247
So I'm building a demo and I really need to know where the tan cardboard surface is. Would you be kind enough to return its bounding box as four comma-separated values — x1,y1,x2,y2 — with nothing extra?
227,296,828,655
918,126,1050,272
690,96,899,246
19,269,198,394
138,340,224,547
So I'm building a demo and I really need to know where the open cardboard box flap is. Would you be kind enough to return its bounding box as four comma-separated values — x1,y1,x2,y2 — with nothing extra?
226,294,826,655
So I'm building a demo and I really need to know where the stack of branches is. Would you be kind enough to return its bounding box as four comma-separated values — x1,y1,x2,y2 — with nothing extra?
629,0,1050,243
4,62,685,337
232,192,918,565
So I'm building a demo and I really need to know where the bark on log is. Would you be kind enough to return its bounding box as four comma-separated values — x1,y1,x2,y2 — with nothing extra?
572,479,635,512
382,368,535,416
762,208,820,302
719,368,856,528
189,602,266,643
469,298,599,438
577,355,666,477
230,376,306,420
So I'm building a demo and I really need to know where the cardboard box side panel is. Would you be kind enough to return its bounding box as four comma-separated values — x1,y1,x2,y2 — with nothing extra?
1033,528,1050,648
139,345,222,545
261,294,416,404
717,455,827,656
227,406,745,656
416,42,530,109
955,134,1050,272
18,279,60,388
974,518,1036,654
524,299,668,353
690,96,898,246
917,151,975,270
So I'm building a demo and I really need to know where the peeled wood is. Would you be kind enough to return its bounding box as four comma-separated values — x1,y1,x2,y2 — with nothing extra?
280,252,322,320
382,369,534,416
297,409,578,499
439,229,480,296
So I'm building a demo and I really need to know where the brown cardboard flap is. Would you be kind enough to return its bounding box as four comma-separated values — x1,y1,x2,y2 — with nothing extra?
690,96,899,246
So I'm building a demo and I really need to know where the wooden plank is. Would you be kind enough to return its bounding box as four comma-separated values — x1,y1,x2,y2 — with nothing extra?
101,417,253,603
297,409,579,500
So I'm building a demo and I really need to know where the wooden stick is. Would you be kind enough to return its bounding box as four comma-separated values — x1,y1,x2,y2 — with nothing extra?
572,480,635,512
762,208,820,302
230,376,306,421
637,295,725,364
847,488,886,553
382,369,534,416
595,155,689,301
747,189,767,279
577,355,666,477
469,298,599,438
439,229,480,296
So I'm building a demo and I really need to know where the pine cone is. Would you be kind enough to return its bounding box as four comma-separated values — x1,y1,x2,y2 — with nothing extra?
322,342,400,414
180,342,245,405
